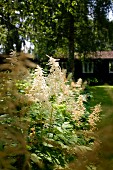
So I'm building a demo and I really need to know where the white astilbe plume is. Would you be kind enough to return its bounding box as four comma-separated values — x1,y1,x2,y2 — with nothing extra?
88,104,101,131
29,65,49,102
71,95,86,121
46,56,69,97
75,78,83,88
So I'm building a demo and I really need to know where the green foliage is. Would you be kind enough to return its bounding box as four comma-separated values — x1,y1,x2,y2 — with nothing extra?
86,78,99,85
1,0,113,57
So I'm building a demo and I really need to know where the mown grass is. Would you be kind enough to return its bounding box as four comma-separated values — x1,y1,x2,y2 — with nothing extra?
90,85,113,106
90,85,113,124
89,85,113,170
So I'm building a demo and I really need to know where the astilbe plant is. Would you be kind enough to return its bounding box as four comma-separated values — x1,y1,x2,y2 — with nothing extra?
26,56,101,170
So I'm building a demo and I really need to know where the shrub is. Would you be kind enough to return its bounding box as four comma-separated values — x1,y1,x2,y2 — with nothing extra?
26,56,101,169
0,53,101,170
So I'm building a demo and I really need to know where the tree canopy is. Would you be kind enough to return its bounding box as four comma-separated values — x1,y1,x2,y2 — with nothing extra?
0,0,113,74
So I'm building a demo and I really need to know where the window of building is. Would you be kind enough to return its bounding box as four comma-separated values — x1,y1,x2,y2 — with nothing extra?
109,61,113,73
82,61,94,73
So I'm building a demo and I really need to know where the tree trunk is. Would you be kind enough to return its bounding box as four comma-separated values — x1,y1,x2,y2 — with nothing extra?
1,15,21,54
67,13,75,78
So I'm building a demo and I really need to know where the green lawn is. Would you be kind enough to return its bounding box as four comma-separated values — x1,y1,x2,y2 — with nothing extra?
89,85,113,170
90,85,113,124
90,85,113,106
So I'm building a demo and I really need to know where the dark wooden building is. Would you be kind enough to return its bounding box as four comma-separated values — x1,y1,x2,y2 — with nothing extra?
58,51,113,85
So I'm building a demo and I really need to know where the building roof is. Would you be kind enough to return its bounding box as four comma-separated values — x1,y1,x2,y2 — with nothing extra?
90,51,113,59
74,51,113,59
57,51,113,59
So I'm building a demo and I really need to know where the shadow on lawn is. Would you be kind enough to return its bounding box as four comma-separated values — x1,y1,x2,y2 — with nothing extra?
90,85,113,170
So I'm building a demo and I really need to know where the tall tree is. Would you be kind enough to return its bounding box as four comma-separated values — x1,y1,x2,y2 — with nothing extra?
0,0,23,54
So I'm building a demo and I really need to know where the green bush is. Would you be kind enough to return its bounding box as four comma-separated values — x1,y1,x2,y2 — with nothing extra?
26,57,101,169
